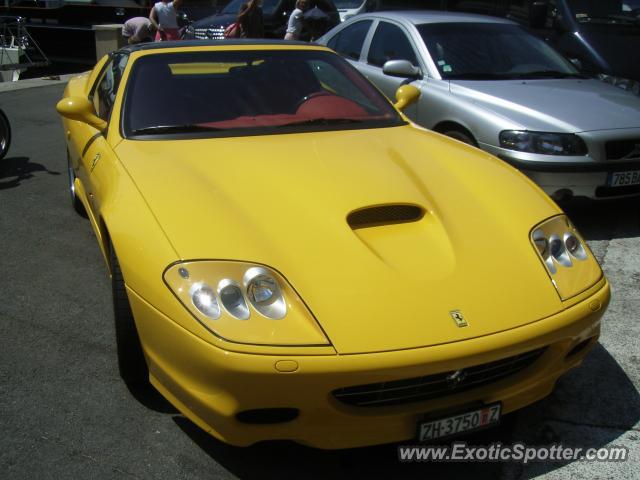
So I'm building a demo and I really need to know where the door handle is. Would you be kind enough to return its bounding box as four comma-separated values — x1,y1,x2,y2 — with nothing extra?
90,153,101,172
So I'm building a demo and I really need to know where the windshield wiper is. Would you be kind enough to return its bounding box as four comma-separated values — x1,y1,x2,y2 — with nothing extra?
510,70,587,79
446,73,512,80
130,124,223,135
274,118,366,127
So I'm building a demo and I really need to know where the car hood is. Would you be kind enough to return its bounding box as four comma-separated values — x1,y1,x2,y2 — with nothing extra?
192,10,281,28
450,78,640,133
191,13,238,28
116,125,565,354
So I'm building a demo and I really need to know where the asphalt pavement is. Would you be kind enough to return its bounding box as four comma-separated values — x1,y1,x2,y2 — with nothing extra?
0,82,638,479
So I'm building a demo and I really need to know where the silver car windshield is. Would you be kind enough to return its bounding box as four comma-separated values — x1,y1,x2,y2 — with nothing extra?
418,23,583,80
333,0,364,7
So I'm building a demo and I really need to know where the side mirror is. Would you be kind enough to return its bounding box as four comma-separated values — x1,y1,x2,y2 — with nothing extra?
56,96,107,131
530,1,548,29
383,59,421,79
394,84,420,111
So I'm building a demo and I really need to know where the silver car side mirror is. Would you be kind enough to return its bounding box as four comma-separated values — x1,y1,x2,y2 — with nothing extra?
383,60,421,79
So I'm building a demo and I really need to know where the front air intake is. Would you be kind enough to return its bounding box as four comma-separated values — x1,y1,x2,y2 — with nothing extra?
347,204,424,229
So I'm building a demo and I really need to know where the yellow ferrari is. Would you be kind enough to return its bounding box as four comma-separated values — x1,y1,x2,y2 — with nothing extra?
56,40,609,449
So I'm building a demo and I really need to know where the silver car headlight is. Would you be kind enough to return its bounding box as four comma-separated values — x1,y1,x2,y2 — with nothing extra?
531,215,602,300
164,261,329,346
500,131,588,156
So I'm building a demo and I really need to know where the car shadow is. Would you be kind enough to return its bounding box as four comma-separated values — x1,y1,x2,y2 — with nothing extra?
171,415,510,479
126,383,179,415
168,344,638,479
0,156,60,190
502,344,640,478
559,197,640,241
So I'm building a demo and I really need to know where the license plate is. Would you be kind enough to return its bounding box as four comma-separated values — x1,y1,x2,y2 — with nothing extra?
418,403,501,442
608,170,640,187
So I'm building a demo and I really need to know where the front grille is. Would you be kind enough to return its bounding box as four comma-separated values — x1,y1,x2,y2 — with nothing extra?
332,347,546,407
194,27,225,40
605,139,640,160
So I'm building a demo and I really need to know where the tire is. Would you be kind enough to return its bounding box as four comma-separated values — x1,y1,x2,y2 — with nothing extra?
442,129,477,147
110,241,149,386
0,108,11,160
67,152,86,216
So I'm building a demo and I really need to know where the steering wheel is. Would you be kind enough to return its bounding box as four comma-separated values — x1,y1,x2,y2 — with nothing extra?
295,91,336,112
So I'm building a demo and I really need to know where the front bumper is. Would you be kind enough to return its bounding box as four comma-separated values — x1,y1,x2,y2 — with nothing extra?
128,278,609,449
480,142,640,200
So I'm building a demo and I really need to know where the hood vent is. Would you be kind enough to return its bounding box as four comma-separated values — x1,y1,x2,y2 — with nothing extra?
347,204,424,230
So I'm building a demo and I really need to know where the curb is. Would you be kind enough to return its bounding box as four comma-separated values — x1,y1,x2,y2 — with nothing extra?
0,73,78,93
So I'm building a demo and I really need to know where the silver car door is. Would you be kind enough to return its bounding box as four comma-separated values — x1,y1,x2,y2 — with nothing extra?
326,19,374,64
358,20,422,120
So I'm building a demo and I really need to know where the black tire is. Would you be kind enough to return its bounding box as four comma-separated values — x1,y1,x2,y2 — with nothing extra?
110,241,149,386
442,129,477,147
67,152,86,216
0,108,11,160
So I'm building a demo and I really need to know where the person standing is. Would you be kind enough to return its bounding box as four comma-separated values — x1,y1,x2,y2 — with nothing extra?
149,0,183,41
237,0,264,38
284,0,309,41
122,17,156,44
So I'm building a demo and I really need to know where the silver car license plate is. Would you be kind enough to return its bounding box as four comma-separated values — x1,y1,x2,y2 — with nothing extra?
608,170,640,187
418,403,501,442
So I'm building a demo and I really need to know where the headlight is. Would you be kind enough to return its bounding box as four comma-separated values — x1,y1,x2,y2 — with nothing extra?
164,261,329,346
530,215,602,300
499,131,587,156
190,282,221,319
243,267,287,319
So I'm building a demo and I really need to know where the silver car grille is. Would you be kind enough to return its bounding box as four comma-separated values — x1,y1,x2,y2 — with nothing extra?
194,27,225,40
605,139,640,161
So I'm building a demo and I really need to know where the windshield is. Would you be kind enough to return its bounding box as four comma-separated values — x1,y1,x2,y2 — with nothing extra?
418,23,581,80
123,50,402,139
333,0,364,7
222,0,281,15
567,0,640,22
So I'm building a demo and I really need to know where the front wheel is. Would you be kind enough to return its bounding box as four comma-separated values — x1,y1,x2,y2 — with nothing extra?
110,241,149,386
0,109,11,160
67,153,86,216
443,129,477,147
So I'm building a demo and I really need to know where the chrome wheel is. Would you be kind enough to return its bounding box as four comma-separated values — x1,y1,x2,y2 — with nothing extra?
0,108,10,160
67,152,86,216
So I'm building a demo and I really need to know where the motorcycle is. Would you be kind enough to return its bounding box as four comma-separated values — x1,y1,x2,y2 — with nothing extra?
0,108,10,160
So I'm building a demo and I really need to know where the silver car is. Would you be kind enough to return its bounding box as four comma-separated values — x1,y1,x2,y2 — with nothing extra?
318,11,640,200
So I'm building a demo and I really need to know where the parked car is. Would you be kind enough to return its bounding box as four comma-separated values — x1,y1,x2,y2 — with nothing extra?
319,11,640,200
425,0,640,95
333,1,640,94
333,0,439,21
184,0,339,39
56,39,609,448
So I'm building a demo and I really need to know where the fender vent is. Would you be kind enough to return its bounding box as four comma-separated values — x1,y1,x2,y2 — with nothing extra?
347,204,424,229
